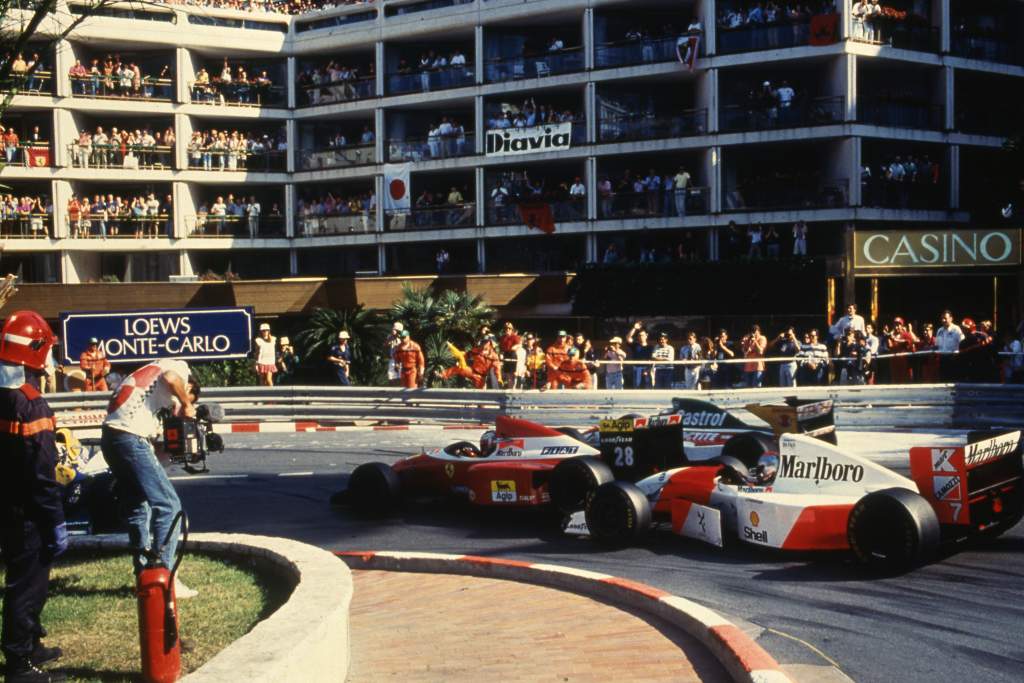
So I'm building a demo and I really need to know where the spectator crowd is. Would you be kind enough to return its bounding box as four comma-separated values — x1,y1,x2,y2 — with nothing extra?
188,128,287,170
71,125,175,169
0,194,51,237
718,1,838,30
195,194,280,236
296,59,374,106
151,0,369,14
68,55,172,99
598,167,699,220
297,190,375,234
66,193,173,238
191,60,276,105
861,154,942,209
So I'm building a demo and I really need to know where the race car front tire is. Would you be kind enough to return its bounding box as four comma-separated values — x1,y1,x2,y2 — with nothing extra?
347,462,401,516
585,481,652,546
848,487,940,574
549,456,614,514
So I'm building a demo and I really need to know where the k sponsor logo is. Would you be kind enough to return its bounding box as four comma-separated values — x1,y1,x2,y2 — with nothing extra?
931,448,957,472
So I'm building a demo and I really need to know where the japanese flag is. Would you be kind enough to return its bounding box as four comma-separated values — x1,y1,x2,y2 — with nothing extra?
383,164,411,211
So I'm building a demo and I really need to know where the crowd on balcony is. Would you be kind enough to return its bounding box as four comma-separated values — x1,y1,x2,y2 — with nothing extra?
188,129,287,171
391,117,470,161
597,167,698,219
67,192,172,238
296,59,374,106
851,1,932,45
861,154,942,209
4,52,49,92
392,49,473,92
68,56,172,98
0,194,51,237
403,186,474,228
71,126,175,169
488,171,587,224
191,60,276,104
718,1,837,30
1,124,47,164
151,0,368,14
296,190,375,235
195,194,280,236
725,80,842,130
719,219,810,259
486,98,581,129
728,168,846,211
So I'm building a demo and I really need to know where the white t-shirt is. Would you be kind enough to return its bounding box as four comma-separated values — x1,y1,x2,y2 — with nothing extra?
935,325,964,353
255,335,277,365
104,358,191,438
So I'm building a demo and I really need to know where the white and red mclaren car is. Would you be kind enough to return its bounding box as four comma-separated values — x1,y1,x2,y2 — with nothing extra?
566,429,1023,572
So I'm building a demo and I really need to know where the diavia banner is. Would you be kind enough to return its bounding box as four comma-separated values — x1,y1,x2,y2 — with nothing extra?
486,122,573,157
59,307,255,364
854,229,1022,269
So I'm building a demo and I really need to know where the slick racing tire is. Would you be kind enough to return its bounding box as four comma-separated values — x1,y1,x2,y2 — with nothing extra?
585,481,652,546
87,473,123,535
347,462,401,516
720,432,777,469
549,456,614,514
848,487,940,574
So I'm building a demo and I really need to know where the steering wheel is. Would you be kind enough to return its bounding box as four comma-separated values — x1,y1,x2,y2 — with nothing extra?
445,441,481,458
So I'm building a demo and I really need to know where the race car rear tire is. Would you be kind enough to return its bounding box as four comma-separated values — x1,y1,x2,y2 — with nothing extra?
87,473,123,534
549,456,614,514
720,432,777,469
585,481,651,546
848,488,940,574
347,462,401,516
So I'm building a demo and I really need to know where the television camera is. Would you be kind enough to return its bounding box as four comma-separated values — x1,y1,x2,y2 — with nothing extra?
161,403,226,474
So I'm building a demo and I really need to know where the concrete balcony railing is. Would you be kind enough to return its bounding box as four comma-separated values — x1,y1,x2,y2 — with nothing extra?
69,75,174,101
597,110,708,144
186,149,288,173
950,33,1024,66
719,96,844,133
296,76,376,107
186,214,286,238
298,144,376,170
858,99,944,131
4,143,53,168
594,34,699,70
188,80,287,107
484,48,584,84
386,64,475,96
0,213,52,239
387,133,474,163
69,143,174,170
850,21,940,53
0,70,54,96
68,213,173,239
597,187,710,220
297,212,374,237
385,203,476,231
486,198,585,226
725,177,848,212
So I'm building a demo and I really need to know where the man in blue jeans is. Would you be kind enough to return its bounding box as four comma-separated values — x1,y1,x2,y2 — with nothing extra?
101,358,199,598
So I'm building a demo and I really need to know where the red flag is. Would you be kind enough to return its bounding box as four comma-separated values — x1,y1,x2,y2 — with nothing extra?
26,147,50,168
810,13,839,46
517,202,555,234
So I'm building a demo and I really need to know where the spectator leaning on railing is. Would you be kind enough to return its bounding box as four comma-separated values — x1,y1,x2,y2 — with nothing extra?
188,129,285,171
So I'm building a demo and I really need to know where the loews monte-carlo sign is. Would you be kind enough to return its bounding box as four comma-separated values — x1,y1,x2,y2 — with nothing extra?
854,229,1022,269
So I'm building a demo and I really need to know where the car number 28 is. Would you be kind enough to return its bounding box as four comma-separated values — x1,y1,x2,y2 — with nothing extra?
613,446,635,467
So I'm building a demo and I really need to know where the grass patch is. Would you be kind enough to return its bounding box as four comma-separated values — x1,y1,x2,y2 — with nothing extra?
1,551,292,682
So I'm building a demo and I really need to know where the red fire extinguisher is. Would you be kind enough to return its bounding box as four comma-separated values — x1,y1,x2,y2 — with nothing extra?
137,511,188,683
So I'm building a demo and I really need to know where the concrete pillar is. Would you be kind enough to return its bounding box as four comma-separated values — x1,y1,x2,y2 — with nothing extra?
705,147,720,213
474,25,484,85
474,95,484,154
697,67,718,133
585,81,596,144
176,47,194,104
843,222,856,308
948,144,959,209
287,57,296,109
377,243,386,274
54,41,74,99
286,118,297,172
285,184,296,237
374,174,384,231
374,107,385,164
61,253,79,284
375,41,385,96
838,0,851,40
475,166,485,226
585,232,597,264
698,0,716,56
585,156,596,220
709,227,719,261
289,249,298,275
941,65,954,131
583,8,594,70
938,0,950,53
476,238,486,273
172,181,193,238
52,180,71,239
179,252,194,278
53,109,76,167
850,137,863,206
175,113,191,170
830,54,856,122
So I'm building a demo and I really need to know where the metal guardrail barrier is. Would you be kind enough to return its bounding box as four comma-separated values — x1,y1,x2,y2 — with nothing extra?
47,384,1024,431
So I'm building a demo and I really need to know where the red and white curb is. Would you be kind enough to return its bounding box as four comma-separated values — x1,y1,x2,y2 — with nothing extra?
336,550,791,683
224,421,492,434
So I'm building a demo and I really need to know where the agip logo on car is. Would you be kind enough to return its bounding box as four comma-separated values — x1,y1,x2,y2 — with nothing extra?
491,480,516,503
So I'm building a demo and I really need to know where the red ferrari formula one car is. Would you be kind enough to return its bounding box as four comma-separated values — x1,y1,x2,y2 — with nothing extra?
567,425,1023,572
337,416,618,515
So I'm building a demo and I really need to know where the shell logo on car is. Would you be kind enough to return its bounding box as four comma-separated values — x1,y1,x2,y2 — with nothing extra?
749,510,760,527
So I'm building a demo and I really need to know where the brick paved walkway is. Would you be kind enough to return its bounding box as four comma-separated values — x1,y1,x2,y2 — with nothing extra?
347,570,729,682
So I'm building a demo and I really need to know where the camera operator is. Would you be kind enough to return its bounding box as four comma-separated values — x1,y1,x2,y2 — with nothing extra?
101,358,200,598
0,311,66,683
773,327,800,387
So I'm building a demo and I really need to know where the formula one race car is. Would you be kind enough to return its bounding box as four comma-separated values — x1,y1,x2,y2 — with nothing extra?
337,416,620,515
567,428,1023,572
55,428,122,535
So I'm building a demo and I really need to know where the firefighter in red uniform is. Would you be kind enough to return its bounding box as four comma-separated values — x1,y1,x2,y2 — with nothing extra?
0,311,67,683
555,347,591,389
394,330,425,388
545,330,571,389
78,337,110,392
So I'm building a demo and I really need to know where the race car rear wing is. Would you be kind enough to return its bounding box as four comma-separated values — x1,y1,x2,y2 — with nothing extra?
909,430,1023,532
744,398,837,445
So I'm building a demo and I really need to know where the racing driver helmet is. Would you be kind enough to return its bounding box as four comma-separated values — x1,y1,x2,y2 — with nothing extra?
479,430,498,457
0,310,57,370
753,453,779,485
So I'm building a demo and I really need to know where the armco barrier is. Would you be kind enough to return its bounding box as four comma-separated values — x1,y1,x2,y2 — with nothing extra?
47,383,1024,431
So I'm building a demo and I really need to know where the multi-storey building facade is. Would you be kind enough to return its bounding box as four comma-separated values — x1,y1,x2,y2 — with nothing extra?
2,0,1022,322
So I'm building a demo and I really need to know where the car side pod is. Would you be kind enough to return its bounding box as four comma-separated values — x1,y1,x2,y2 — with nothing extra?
584,481,652,546
549,456,614,514
847,487,940,575
346,462,402,516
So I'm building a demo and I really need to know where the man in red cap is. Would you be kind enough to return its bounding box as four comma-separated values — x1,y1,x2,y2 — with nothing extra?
0,311,66,682
887,317,918,383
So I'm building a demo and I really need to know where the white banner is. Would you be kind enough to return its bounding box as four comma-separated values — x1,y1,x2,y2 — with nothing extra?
383,163,411,211
485,122,573,157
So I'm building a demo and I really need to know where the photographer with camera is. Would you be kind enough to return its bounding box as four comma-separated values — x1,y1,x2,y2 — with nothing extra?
0,311,66,683
101,358,200,598
773,327,800,387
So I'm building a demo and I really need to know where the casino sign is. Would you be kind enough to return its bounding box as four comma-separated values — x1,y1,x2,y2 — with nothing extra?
854,229,1022,269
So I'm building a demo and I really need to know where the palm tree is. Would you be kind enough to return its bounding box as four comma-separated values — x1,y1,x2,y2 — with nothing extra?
295,305,388,385
390,283,495,387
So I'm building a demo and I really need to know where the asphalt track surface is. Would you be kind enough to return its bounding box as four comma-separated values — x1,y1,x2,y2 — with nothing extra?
174,429,1024,683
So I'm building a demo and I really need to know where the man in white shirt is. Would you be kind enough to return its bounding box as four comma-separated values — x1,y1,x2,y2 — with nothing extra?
829,303,866,341
102,358,199,593
935,310,964,381
651,332,675,389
